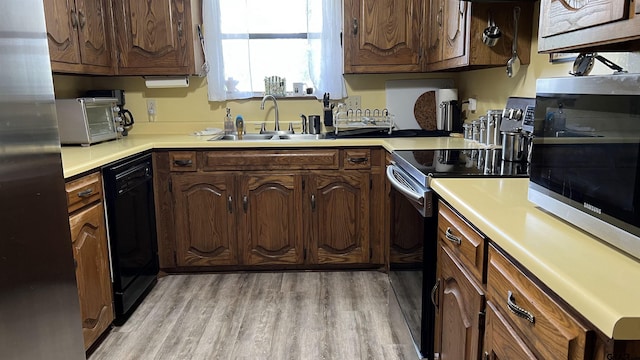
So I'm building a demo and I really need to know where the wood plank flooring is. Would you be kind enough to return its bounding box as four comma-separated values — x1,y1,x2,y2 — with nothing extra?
89,271,420,360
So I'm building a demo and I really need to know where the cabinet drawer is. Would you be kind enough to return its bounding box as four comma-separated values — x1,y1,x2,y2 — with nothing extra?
169,151,197,172
66,172,102,213
202,149,339,170
343,149,371,169
484,300,537,359
487,245,590,360
437,200,486,283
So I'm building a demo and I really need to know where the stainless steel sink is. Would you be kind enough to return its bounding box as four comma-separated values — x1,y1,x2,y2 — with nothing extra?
211,133,326,141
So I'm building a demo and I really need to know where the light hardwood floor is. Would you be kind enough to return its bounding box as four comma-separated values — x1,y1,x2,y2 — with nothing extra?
89,271,420,360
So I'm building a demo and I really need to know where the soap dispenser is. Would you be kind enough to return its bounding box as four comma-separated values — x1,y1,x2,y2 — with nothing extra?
224,108,234,135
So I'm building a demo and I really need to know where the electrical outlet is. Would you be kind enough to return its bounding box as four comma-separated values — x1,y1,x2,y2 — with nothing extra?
345,95,361,111
146,99,156,121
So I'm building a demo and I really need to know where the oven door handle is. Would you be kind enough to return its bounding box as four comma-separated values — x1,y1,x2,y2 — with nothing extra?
386,165,425,206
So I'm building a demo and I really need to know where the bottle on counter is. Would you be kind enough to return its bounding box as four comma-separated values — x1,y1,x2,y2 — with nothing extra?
224,108,235,135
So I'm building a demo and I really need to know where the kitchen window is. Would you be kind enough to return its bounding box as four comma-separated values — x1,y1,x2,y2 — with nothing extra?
203,0,346,101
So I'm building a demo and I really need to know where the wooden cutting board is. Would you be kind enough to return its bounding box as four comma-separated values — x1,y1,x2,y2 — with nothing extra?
413,91,437,130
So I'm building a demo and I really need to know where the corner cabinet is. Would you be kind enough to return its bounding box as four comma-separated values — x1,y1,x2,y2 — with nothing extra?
44,0,115,74
426,1,533,72
111,0,204,75
538,0,640,53
65,172,114,350
154,148,384,271
343,0,424,73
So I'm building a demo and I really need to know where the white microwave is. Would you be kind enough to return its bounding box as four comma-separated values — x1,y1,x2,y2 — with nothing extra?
55,97,120,146
528,75,640,260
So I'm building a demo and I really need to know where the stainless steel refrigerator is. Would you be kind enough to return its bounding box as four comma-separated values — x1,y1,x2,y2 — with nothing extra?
0,1,86,359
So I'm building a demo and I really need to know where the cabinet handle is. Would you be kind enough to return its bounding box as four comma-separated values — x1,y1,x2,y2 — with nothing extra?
70,9,79,29
173,159,193,167
78,10,86,29
430,278,440,308
445,227,462,245
437,8,443,27
506,291,535,323
352,18,358,35
242,195,248,213
77,188,93,198
177,20,183,38
348,157,368,164
483,352,490,360
227,195,233,213
311,194,316,211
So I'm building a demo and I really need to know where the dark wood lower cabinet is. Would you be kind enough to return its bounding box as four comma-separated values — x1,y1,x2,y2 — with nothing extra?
483,300,536,360
156,148,383,270
172,173,238,266
240,173,304,265
309,172,370,264
433,243,485,360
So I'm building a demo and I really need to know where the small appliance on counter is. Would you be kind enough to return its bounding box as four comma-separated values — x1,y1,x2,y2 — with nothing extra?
55,97,120,146
85,89,135,136
499,97,535,162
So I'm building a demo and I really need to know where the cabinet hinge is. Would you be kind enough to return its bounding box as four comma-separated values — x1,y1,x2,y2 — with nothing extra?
168,178,173,192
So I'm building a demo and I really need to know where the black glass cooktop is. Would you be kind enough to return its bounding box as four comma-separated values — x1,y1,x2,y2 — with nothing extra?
392,149,529,187
326,129,451,139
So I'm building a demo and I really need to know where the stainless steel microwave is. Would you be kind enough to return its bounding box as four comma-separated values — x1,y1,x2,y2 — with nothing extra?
55,97,119,146
528,74,640,260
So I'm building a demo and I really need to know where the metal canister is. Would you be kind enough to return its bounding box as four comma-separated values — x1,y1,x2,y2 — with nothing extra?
486,110,502,146
478,116,487,144
463,123,472,140
471,119,480,142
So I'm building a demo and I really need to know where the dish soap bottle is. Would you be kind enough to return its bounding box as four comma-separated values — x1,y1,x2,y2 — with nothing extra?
235,115,244,140
224,108,234,135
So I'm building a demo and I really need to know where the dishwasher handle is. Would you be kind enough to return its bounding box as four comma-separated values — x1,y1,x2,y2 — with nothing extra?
386,165,425,206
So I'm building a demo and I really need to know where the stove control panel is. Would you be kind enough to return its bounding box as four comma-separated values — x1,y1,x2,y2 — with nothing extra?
499,97,535,133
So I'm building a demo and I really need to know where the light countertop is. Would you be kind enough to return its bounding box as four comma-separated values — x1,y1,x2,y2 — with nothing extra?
60,134,482,178
430,177,640,340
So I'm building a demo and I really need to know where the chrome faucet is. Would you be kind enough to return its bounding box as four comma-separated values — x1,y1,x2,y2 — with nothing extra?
260,95,280,132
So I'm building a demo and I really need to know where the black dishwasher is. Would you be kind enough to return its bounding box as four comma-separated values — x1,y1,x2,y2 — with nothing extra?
103,153,158,325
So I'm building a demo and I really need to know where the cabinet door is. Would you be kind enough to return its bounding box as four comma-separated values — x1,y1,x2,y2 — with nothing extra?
309,172,370,264
433,244,485,360
442,0,468,62
239,173,304,265
113,0,192,74
75,0,112,67
344,0,424,73
483,301,537,360
69,201,114,350
426,0,444,64
540,0,627,38
172,174,238,266
45,0,81,64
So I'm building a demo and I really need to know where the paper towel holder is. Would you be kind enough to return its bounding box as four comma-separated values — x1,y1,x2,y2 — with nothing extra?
144,76,190,88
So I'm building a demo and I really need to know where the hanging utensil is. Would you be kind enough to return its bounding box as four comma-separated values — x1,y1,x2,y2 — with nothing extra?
482,10,501,47
506,6,521,78
569,52,628,76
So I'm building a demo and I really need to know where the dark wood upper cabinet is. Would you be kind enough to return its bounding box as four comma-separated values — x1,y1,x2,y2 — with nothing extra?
111,0,204,75
538,0,640,53
44,0,114,74
343,0,424,73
